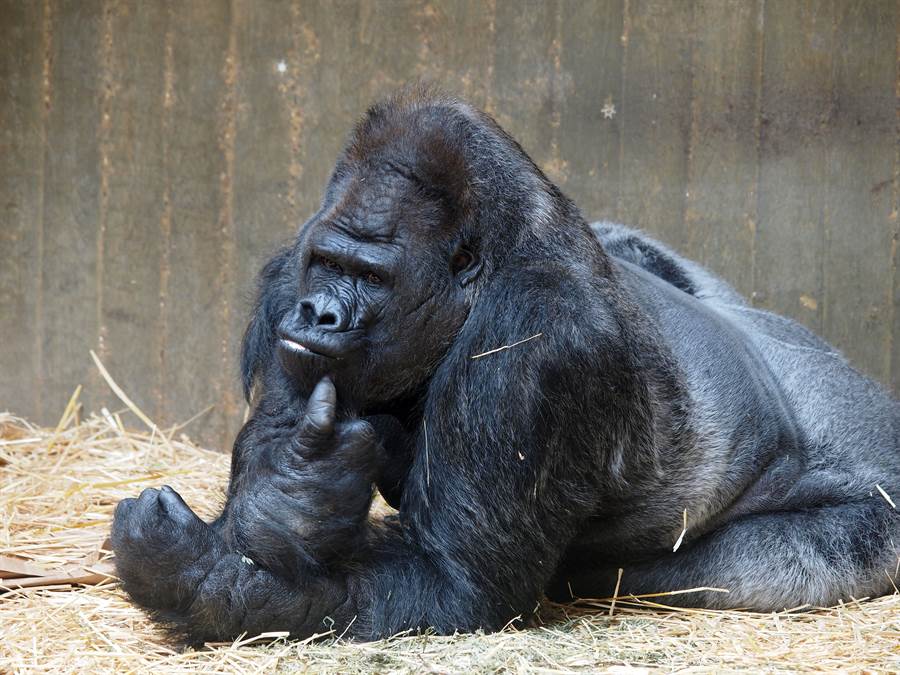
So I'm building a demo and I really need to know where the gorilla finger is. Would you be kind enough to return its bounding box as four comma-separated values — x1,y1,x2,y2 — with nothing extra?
131,487,165,526
137,487,160,505
111,498,138,549
158,485,203,527
297,377,337,447
113,497,137,521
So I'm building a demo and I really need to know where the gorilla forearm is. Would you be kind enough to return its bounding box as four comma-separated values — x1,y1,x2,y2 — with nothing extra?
115,379,594,642
121,510,545,643
177,554,355,643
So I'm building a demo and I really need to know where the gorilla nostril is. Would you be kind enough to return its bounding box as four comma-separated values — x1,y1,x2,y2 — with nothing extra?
317,312,337,327
300,300,316,324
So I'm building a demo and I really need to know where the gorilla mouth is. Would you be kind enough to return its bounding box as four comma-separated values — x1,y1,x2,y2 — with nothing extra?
277,335,356,361
279,337,331,358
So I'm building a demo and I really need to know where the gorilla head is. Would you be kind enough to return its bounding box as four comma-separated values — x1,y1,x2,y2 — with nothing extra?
242,89,570,411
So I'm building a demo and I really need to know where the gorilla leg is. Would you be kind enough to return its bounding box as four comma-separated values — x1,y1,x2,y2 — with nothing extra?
552,499,900,610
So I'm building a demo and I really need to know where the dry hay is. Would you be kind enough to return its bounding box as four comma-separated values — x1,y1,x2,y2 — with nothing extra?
1,395,899,674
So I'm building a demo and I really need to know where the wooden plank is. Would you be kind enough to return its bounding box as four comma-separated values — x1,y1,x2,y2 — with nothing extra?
754,1,838,333
682,0,764,297
98,1,167,426
893,7,900,396
285,0,365,203
0,1,46,418
821,0,896,386
492,0,561,177
410,0,496,109
618,0,694,247
352,0,423,101
279,1,420,222
40,0,103,420
225,0,305,444
160,1,234,448
557,0,624,222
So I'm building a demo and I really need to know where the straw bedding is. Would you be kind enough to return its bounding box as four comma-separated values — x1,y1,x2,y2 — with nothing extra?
2,391,898,673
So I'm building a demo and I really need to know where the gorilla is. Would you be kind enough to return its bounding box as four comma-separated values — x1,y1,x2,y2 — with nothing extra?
111,88,900,644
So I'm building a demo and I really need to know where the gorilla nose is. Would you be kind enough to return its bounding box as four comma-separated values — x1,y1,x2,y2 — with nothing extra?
299,295,349,332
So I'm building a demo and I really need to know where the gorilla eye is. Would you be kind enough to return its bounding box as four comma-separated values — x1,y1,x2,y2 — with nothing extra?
364,271,382,285
320,256,342,273
451,248,474,274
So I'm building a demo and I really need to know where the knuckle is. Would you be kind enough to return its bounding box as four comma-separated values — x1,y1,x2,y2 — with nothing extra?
138,487,159,501
114,497,135,517
344,420,377,446
289,436,319,458
303,418,331,437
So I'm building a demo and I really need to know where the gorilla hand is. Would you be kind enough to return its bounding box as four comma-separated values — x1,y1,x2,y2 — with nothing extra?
223,377,381,579
111,485,226,613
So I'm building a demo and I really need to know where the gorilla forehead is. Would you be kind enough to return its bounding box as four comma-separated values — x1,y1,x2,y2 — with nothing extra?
321,163,457,243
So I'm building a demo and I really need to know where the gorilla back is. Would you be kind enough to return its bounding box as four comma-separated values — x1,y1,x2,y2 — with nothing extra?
111,88,900,644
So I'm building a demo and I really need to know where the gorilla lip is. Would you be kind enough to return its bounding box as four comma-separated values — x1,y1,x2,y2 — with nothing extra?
280,337,311,354
279,337,339,359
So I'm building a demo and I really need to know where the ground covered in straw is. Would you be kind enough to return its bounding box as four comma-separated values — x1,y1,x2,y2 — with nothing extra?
2,398,899,673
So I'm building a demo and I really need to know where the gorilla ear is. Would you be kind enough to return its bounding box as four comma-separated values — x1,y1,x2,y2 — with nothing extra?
451,246,481,286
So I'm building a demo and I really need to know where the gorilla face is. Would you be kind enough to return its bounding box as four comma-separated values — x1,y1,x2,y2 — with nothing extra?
276,163,480,410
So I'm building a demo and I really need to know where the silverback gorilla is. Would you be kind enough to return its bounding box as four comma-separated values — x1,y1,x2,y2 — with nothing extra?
111,89,900,644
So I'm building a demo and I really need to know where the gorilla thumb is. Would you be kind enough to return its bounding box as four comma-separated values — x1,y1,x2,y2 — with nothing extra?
302,377,337,438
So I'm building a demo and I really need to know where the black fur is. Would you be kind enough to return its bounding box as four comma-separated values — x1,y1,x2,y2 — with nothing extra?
111,88,900,644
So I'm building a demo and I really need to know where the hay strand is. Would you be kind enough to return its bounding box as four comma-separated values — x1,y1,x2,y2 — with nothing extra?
875,483,896,509
470,333,543,360
89,350,158,432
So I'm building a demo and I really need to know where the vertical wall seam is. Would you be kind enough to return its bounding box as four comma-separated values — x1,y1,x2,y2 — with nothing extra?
617,0,630,223
35,0,53,419
285,1,306,233
484,0,497,114
157,5,175,422
217,0,240,445
682,0,699,253
96,0,116,376
548,0,563,183
751,0,766,307
819,0,840,336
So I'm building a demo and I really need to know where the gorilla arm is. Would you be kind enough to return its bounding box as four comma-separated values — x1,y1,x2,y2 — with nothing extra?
110,282,621,643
